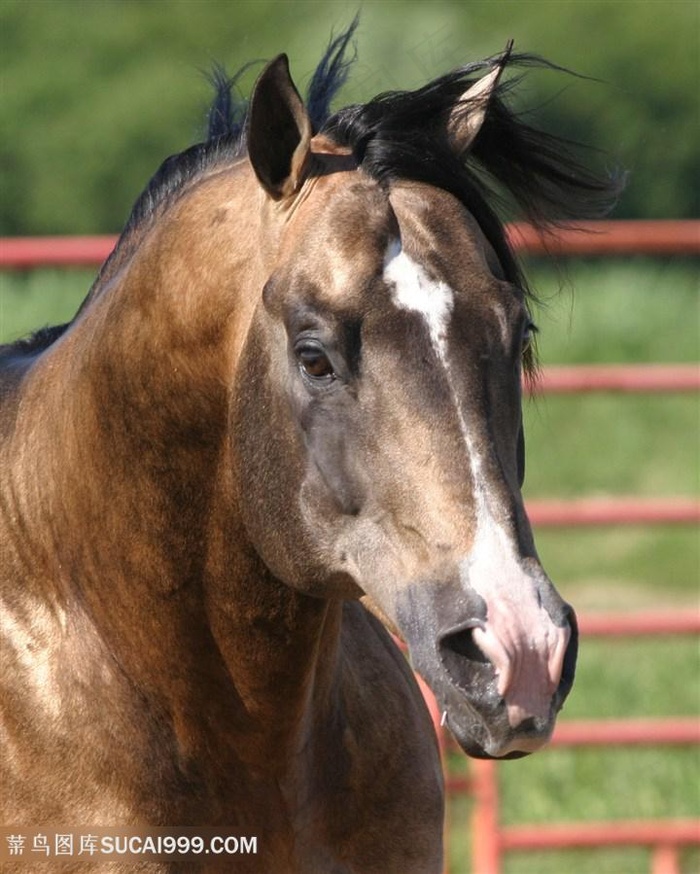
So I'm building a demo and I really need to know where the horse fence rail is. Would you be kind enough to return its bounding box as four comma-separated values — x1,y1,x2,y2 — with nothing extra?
526,364,700,395
2,221,699,872
505,220,699,257
1,221,698,267
526,497,699,527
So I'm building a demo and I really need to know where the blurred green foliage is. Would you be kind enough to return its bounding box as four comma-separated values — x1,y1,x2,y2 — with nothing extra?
1,0,698,235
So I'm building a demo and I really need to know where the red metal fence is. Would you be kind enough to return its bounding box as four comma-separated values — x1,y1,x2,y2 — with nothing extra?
0,220,697,267
2,221,699,872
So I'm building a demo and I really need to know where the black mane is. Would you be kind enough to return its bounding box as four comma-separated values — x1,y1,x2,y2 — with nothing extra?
116,23,359,254
320,45,620,295
9,19,619,354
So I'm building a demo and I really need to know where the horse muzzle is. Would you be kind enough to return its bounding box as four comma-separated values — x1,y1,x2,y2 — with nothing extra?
436,606,577,758
397,580,578,759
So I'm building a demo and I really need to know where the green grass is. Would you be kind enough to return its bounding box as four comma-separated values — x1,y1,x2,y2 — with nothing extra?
527,259,699,365
496,259,699,874
0,268,92,342
518,259,699,615
1,258,699,873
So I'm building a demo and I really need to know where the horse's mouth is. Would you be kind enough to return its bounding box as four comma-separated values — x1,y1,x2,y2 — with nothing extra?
428,671,558,759
448,728,532,760
438,697,555,759
404,606,578,759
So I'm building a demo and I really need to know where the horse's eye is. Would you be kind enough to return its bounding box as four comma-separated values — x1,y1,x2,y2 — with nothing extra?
297,345,335,380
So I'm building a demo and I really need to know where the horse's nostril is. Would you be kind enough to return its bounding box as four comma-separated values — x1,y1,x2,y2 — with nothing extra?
513,716,537,734
441,627,489,664
437,622,494,700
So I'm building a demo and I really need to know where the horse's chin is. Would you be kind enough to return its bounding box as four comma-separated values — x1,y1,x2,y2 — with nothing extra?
415,661,558,760
444,711,540,760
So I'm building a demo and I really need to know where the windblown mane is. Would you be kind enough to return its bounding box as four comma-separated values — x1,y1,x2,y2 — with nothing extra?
117,23,359,244
321,51,620,296
9,18,619,354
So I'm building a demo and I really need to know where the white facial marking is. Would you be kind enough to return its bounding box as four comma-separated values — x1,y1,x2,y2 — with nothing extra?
463,514,570,731
383,238,472,455
384,239,454,359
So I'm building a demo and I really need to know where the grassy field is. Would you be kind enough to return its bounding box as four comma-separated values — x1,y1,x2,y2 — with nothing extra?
1,258,699,872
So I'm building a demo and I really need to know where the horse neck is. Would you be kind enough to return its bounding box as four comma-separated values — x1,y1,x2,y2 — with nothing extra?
5,169,343,768
204,510,345,763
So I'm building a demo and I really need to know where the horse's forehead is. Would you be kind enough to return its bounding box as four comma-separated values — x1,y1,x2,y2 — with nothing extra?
387,183,504,282
279,177,502,313
279,173,395,302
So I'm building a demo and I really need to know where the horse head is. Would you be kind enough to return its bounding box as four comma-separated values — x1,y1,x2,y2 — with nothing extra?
231,52,583,758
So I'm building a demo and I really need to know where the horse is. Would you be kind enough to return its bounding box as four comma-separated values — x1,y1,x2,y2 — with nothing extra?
1,24,618,874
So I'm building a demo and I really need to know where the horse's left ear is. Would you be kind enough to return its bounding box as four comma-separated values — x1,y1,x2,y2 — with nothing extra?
248,54,312,200
447,42,512,155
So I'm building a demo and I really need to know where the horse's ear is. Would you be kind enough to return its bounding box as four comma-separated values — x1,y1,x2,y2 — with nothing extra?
248,54,312,200
447,42,512,155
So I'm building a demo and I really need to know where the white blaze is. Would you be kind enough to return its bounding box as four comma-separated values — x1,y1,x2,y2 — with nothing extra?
383,237,473,460
384,239,454,360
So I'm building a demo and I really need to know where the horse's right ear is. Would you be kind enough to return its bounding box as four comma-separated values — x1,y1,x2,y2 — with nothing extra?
248,54,312,201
